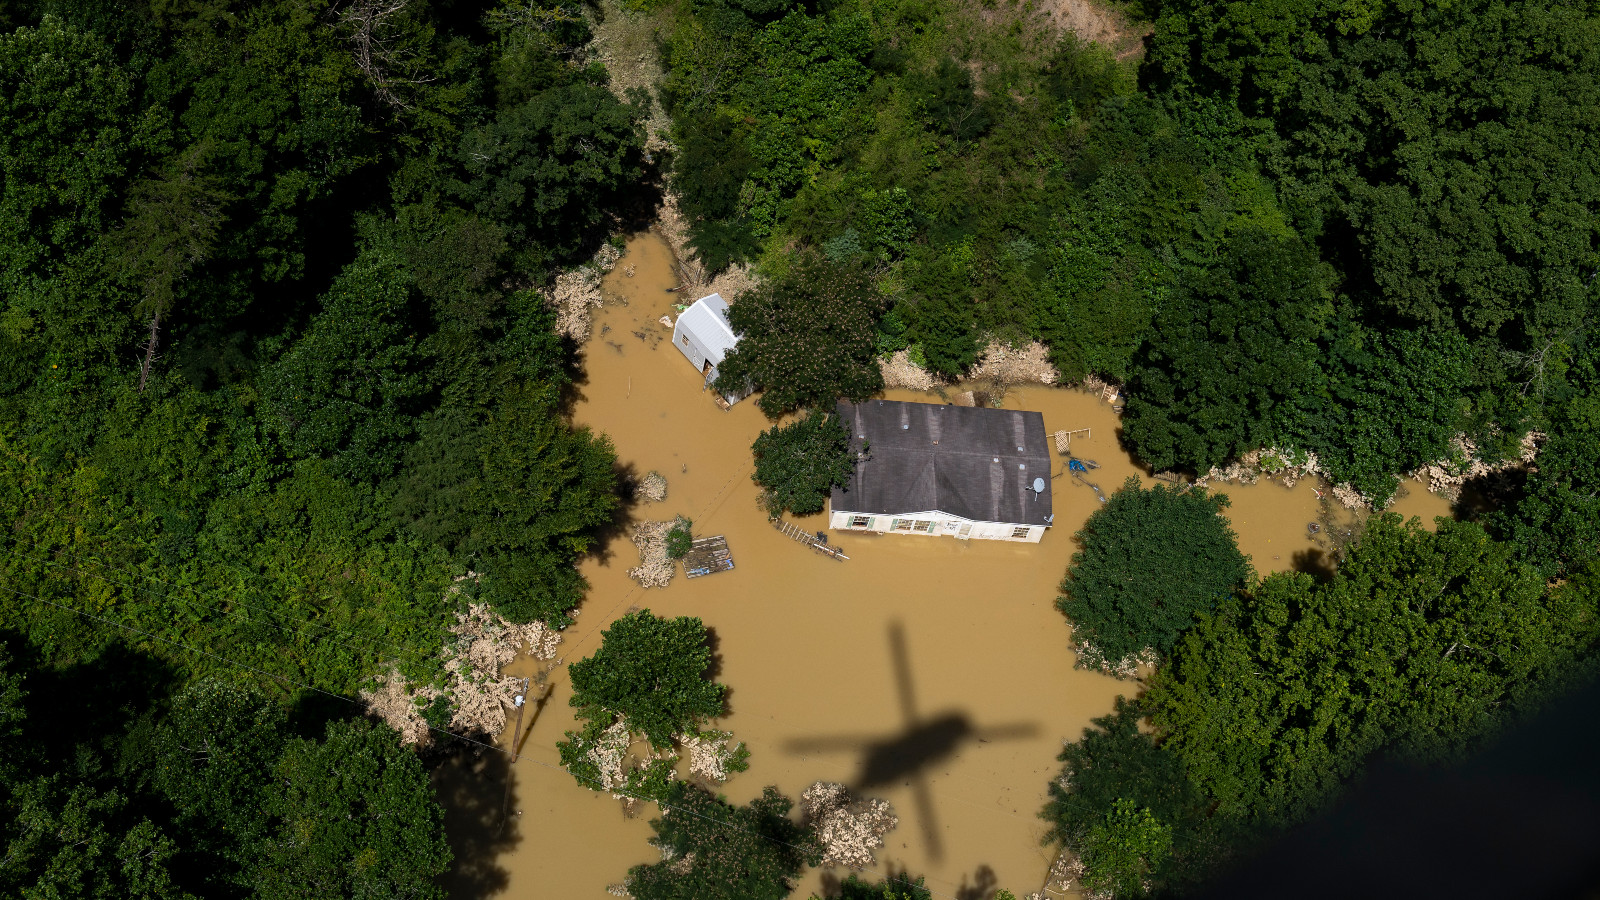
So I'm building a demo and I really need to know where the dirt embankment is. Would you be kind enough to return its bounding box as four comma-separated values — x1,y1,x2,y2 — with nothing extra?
1041,0,1150,59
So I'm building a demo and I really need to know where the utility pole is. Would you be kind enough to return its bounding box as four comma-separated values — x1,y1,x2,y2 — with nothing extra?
508,676,529,762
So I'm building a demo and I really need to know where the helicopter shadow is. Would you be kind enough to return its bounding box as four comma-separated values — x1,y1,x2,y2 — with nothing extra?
784,620,1038,861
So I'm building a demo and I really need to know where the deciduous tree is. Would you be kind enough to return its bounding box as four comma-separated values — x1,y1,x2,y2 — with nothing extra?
751,409,855,516
567,610,725,749
715,254,887,417
626,783,815,900
1056,479,1251,670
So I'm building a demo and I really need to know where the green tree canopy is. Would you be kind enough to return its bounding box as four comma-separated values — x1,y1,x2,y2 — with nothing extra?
750,409,855,516
0,16,136,277
714,254,887,417
1492,338,1600,576
0,776,191,900
1122,230,1331,474
903,243,982,379
1079,799,1173,899
834,873,935,900
1043,698,1220,898
1056,479,1251,670
457,82,645,263
260,250,426,482
1288,324,1471,502
1151,0,1600,341
567,610,726,748
1150,516,1600,824
154,680,288,884
256,718,452,900
464,382,619,625
626,783,815,900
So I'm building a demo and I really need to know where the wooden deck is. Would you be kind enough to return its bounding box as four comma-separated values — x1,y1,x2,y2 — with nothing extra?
771,518,849,561
682,536,734,578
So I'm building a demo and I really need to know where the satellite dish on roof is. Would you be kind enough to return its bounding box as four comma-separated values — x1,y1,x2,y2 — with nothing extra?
1032,477,1046,494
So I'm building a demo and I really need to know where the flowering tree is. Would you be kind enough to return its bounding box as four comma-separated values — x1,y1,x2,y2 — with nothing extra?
714,254,888,417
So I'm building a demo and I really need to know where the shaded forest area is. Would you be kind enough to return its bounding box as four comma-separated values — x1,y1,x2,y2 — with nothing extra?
0,0,648,893
0,0,1597,895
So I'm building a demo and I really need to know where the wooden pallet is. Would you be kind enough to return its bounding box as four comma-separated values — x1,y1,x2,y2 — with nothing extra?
1052,427,1090,455
682,536,734,578
771,518,849,561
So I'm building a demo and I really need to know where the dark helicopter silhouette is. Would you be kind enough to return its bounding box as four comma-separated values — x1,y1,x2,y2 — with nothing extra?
784,621,1037,861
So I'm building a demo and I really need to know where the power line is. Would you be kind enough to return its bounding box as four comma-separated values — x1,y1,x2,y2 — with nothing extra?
0,580,982,900
559,463,752,661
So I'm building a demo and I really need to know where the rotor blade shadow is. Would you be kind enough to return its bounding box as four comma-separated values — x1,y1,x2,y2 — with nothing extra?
783,736,879,754
971,722,1041,742
910,775,943,863
888,620,919,725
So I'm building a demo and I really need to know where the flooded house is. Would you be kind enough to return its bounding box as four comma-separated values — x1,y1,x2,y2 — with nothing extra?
828,399,1054,542
671,293,750,409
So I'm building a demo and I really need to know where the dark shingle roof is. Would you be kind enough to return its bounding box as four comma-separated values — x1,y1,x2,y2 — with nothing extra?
830,399,1053,526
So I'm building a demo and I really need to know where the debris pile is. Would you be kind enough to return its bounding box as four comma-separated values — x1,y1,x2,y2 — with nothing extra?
1193,432,1545,510
970,340,1060,386
801,781,898,869
1072,641,1158,680
879,349,942,390
547,242,623,343
638,471,668,503
627,520,676,588
586,720,633,793
677,730,748,783
361,585,563,746
1408,432,1543,502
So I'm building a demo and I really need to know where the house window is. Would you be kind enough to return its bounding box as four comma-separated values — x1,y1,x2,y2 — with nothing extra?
680,335,690,346
912,520,933,533
1011,526,1031,539
892,518,913,531
850,515,871,529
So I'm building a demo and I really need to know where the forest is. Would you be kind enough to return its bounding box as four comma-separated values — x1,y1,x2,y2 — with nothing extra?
0,0,1596,893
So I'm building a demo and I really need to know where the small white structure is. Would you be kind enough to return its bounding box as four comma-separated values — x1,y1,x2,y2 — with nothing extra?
671,293,749,409
828,399,1054,543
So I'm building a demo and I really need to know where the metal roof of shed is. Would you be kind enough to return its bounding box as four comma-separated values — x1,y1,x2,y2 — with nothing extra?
675,293,738,366
831,399,1054,527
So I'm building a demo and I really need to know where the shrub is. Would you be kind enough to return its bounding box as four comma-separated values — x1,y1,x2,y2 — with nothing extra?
751,410,856,516
1056,479,1251,669
665,516,694,559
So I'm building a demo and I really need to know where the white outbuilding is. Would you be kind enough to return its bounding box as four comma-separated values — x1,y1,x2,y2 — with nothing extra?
671,293,750,409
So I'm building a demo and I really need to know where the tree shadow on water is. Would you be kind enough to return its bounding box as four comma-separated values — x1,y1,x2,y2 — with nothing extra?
1291,547,1337,581
585,460,645,570
955,864,999,900
432,746,521,900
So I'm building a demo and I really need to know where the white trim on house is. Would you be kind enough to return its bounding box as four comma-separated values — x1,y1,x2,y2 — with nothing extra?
825,504,1046,543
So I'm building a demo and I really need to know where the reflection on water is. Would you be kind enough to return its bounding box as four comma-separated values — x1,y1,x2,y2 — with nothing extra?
437,232,1455,899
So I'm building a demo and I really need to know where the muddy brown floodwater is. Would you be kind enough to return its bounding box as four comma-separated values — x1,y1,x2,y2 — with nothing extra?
432,232,1454,899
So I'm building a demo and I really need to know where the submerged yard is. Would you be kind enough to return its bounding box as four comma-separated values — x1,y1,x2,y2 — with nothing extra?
434,233,1452,899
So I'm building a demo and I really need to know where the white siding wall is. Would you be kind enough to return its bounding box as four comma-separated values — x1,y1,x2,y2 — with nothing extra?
828,509,1044,543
